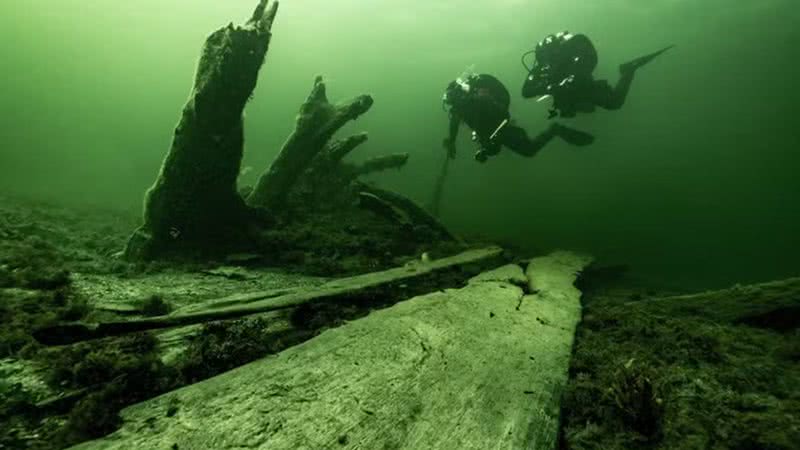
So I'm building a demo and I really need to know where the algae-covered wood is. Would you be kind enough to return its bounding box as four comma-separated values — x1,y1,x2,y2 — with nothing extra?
71,252,591,450
35,246,504,345
124,0,279,259
628,276,800,324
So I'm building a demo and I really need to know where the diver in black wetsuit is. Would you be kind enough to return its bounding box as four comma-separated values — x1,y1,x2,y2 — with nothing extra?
442,73,593,162
521,31,673,118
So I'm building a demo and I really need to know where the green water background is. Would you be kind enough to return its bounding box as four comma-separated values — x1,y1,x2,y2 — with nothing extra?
1,0,798,289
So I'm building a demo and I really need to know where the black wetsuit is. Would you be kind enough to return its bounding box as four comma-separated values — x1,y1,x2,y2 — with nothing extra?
522,32,639,118
444,74,589,161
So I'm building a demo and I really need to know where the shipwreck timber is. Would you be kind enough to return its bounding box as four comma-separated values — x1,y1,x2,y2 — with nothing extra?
69,251,592,450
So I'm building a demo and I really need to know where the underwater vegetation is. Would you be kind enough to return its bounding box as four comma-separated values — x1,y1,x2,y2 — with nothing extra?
1,0,797,448
0,192,479,449
0,195,131,359
0,195,141,448
41,333,176,446
0,157,796,448
176,318,311,384
135,294,173,317
2,313,304,448
562,273,800,450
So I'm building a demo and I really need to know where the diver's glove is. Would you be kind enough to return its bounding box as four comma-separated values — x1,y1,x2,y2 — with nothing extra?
474,150,489,163
475,145,501,162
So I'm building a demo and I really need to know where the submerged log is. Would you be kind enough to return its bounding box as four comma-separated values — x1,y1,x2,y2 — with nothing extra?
125,0,279,259
247,77,374,210
34,246,503,346
69,251,592,450
357,192,413,230
355,182,456,242
323,133,370,164
629,276,800,326
120,0,450,264
354,153,410,176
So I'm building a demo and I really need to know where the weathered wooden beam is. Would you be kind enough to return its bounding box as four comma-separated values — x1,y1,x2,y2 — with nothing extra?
173,286,301,315
247,77,373,210
68,251,592,450
324,133,369,163
354,153,410,176
357,192,413,230
626,276,800,324
34,247,504,346
355,181,456,242
124,0,279,259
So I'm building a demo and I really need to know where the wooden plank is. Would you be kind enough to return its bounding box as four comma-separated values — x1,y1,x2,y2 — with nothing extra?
627,276,800,323
34,246,504,346
70,251,591,450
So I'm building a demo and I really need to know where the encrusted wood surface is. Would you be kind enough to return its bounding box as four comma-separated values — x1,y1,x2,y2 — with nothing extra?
35,247,503,345
354,181,456,242
124,0,279,258
247,77,373,210
628,276,800,324
72,251,591,450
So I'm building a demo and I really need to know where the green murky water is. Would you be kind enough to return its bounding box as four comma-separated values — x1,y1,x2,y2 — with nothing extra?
1,0,798,288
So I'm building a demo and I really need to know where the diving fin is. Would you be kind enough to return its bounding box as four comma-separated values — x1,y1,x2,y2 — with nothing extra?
620,45,674,74
553,123,595,147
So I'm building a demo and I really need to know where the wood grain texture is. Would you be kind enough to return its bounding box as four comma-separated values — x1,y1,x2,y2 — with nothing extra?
72,252,591,450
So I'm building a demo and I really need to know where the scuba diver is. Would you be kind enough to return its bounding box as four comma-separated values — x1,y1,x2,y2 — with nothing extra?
442,73,594,162
521,31,673,118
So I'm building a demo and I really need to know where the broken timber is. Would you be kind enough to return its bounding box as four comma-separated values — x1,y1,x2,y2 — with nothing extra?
355,181,456,242
626,276,800,327
247,76,374,211
69,251,591,450
34,246,503,346
124,0,279,259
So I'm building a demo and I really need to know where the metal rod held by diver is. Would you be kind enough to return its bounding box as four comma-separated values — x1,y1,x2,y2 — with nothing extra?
489,119,509,141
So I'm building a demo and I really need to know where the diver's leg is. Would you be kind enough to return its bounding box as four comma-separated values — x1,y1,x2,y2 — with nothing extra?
551,123,595,146
497,125,550,157
499,123,594,157
595,77,632,111
599,45,674,110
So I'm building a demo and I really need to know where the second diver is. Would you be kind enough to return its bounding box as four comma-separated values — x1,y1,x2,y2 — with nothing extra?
521,31,673,118
442,73,593,162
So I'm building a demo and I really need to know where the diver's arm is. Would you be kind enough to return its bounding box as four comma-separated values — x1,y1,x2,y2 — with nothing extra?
443,113,461,158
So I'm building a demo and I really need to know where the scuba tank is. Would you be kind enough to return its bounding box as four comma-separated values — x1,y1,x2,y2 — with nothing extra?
522,32,598,97
444,72,510,112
